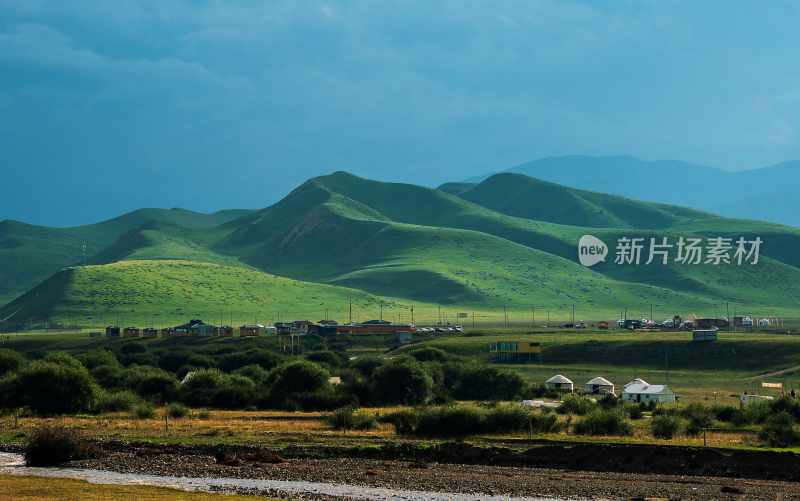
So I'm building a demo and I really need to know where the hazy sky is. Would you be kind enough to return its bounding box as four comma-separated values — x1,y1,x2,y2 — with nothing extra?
2,1,800,226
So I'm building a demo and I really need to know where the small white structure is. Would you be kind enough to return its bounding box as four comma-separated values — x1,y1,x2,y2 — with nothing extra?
545,374,574,392
521,400,560,409
741,393,774,406
758,318,771,328
624,378,649,388
584,376,615,395
622,383,676,404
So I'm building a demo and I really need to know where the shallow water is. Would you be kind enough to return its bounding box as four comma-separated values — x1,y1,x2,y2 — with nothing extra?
0,452,571,500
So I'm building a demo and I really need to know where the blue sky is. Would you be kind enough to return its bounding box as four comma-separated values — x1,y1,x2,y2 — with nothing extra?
2,1,799,225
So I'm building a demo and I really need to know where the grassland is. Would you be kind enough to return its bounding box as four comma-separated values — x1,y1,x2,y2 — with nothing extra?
5,171,800,327
0,475,270,500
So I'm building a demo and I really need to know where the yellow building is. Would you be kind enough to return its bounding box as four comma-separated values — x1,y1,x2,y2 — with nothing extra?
489,340,542,362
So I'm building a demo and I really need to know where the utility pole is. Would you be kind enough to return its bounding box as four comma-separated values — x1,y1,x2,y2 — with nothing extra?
349,297,352,324
726,302,730,331
411,305,415,325
472,312,475,329
380,302,383,322
650,304,653,322
503,305,508,328
572,304,575,325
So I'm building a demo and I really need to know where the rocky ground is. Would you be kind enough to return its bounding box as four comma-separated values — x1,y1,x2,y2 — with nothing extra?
69,448,800,500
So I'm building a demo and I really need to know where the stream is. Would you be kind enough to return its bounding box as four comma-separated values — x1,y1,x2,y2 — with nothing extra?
0,452,571,500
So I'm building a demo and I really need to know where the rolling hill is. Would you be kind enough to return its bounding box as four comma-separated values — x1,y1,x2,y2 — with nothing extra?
0,208,251,305
468,155,800,227
3,171,800,327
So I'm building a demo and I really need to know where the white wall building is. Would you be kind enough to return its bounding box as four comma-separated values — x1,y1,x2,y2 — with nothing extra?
622,383,676,404
584,376,615,395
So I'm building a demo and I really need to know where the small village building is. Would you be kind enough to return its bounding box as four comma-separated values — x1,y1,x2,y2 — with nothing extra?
142,328,158,338
240,324,265,337
597,321,609,329
123,327,141,338
89,331,103,338
105,326,121,337
622,382,676,404
545,374,574,392
328,376,342,386
160,327,175,337
584,376,615,395
489,340,542,362
191,323,216,337
215,326,234,337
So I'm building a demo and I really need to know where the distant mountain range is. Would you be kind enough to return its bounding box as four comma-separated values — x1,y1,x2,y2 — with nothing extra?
459,155,800,227
3,170,800,326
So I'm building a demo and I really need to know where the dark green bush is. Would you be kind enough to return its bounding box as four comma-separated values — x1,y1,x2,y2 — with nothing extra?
90,364,125,389
133,402,155,419
233,364,270,384
305,350,346,369
528,412,564,434
380,410,418,434
25,426,96,466
0,349,25,376
447,365,526,401
406,347,450,362
484,405,531,433
371,361,432,405
96,390,140,413
415,406,485,437
125,366,178,403
350,357,382,378
6,361,98,415
711,404,738,422
326,406,378,431
557,394,596,416
770,397,800,420
166,402,189,418
573,409,632,436
267,361,330,399
218,349,282,373
759,412,800,447
651,415,681,439
78,350,119,370
42,352,84,371
626,404,644,420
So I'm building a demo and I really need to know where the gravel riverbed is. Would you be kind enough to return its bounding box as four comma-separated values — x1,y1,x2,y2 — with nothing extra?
69,450,800,500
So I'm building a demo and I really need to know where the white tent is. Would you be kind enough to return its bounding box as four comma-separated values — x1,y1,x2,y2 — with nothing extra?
622,383,675,404
624,378,649,388
584,376,615,395
545,374,574,392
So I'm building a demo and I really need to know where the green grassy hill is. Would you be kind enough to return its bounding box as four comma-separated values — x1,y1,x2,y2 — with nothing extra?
0,260,390,327
0,208,250,305
456,173,707,229
4,171,800,326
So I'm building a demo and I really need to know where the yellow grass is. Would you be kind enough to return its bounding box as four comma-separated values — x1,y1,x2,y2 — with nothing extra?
0,409,395,445
0,475,278,500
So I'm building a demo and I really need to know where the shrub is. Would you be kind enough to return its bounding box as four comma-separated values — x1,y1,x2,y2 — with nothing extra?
573,409,632,436
381,409,418,434
0,349,24,376
651,415,681,439
771,397,800,420
484,405,531,434
759,412,800,447
371,361,432,405
180,369,227,407
96,390,140,413
448,365,526,401
196,408,211,419
598,394,619,409
7,361,98,415
78,350,119,370
415,406,486,437
406,347,449,363
91,364,126,389
218,349,282,373
350,357,382,378
166,402,189,418
735,401,772,426
233,364,270,384
681,403,714,436
557,394,595,416
133,402,155,419
528,412,564,434
212,384,257,410
268,361,330,398
711,404,738,422
125,366,178,403
42,352,85,371
305,350,346,369
326,406,378,431
625,404,644,420
25,426,96,466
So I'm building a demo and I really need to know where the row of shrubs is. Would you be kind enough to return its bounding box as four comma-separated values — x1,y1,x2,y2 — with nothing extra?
0,345,539,416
